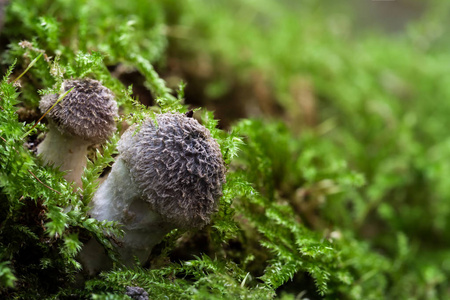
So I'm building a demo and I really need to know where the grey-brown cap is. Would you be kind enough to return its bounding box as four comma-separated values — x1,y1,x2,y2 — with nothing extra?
118,113,226,229
40,79,118,143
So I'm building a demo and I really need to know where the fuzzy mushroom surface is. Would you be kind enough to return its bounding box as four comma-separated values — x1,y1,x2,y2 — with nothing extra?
80,113,226,274
37,78,118,187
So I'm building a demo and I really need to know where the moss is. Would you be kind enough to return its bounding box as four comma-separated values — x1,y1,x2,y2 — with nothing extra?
1,0,450,299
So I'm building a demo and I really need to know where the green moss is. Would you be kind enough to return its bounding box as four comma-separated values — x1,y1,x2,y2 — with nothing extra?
1,0,450,299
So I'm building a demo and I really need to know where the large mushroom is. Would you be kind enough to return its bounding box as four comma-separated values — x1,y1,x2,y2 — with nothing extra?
79,113,226,275
37,79,118,187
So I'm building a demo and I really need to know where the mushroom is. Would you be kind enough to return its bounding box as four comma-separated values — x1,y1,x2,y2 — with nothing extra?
79,113,226,275
37,79,118,187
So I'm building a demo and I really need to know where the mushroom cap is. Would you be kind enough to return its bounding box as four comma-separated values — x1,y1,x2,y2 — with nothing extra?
118,113,226,229
40,79,118,143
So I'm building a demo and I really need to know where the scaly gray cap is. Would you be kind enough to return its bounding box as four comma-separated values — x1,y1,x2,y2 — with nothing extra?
118,113,226,229
40,78,118,143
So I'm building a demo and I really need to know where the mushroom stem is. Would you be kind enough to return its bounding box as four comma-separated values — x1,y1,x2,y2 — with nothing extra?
37,124,91,187
80,157,174,275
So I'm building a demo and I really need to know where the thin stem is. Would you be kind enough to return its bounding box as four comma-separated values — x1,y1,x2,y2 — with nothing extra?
28,169,61,194
14,53,43,83
21,87,74,140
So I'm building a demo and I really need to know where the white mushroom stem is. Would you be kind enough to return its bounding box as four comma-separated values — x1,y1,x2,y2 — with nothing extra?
78,157,174,275
37,124,91,188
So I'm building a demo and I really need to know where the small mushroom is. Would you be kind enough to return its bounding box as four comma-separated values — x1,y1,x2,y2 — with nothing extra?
79,113,226,274
37,79,118,187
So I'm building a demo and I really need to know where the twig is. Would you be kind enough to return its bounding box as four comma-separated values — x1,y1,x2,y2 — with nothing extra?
28,169,61,195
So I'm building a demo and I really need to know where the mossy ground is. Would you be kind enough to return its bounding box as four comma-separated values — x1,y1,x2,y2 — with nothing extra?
1,0,450,299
